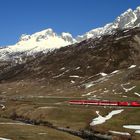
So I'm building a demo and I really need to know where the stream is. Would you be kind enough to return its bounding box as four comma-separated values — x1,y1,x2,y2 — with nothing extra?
7,115,112,140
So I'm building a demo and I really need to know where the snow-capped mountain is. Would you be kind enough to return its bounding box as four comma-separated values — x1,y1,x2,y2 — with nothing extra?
0,6,140,61
77,6,140,41
0,28,76,61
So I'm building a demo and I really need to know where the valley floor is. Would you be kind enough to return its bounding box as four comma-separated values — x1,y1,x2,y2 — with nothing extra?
0,95,140,140
0,67,139,140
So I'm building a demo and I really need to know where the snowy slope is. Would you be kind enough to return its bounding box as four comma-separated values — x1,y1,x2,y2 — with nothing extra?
0,6,140,61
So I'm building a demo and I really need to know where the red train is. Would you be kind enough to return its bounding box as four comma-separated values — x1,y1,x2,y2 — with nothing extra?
69,100,140,107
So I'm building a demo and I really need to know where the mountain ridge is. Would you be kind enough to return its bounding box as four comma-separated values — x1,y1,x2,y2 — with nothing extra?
0,6,140,61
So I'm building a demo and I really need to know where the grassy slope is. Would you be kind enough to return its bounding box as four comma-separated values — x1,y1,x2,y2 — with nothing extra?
0,118,82,140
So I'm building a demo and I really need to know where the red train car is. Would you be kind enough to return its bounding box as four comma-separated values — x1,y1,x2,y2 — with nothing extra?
98,101,118,106
130,101,140,107
118,101,129,106
84,100,99,105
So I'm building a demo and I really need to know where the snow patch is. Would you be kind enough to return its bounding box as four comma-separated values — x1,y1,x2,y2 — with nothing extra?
52,73,65,78
0,122,31,126
123,125,140,130
92,95,97,98
122,96,127,98
84,83,95,89
0,104,5,109
53,70,69,78
38,106,55,109
135,130,140,134
60,67,65,70
84,77,108,89
75,67,80,70
104,90,109,93
100,73,107,76
83,90,98,96
69,75,80,78
38,133,47,135
70,80,75,84
123,125,140,134
109,130,130,136
0,138,11,140
121,84,136,92
115,35,131,40
134,92,140,97
128,65,136,69
111,70,119,74
90,109,124,126
82,92,92,97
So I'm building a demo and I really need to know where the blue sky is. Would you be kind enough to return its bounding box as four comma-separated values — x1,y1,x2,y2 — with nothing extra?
0,0,140,46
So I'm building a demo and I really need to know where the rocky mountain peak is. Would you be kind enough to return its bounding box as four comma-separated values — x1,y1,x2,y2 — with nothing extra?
19,34,31,41
61,32,76,43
